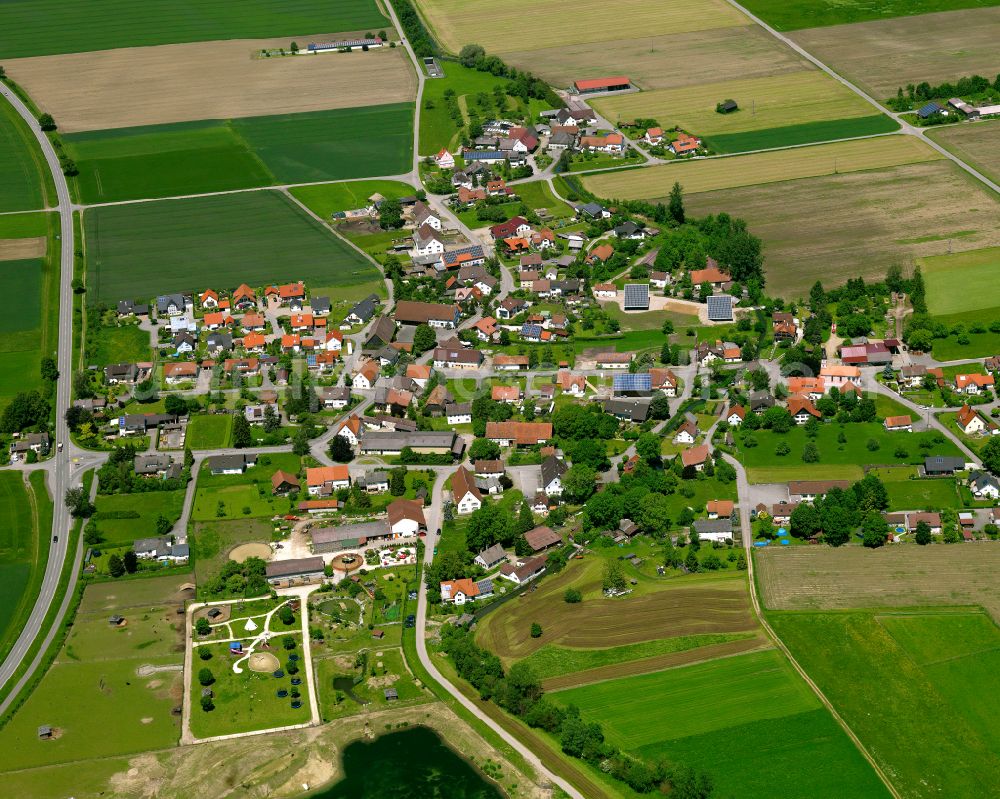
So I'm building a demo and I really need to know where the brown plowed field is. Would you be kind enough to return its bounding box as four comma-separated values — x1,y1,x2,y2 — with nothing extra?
757,545,1000,622
0,237,45,261
540,637,770,691
6,36,416,132
475,558,756,661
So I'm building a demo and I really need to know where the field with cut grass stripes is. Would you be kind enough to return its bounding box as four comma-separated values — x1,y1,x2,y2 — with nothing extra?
705,115,897,153
0,0,389,58
922,246,1000,317
84,191,379,304
0,97,48,212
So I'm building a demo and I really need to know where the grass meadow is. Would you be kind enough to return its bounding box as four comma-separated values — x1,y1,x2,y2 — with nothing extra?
91,325,152,365
186,414,233,450
192,518,273,587
66,105,414,203
0,575,189,771
770,610,1000,797
704,115,897,153
84,191,380,305
192,452,301,522
289,180,417,219
738,0,997,30
91,491,187,546
0,472,51,667
0,97,48,212
550,649,892,798
922,246,1000,317
0,0,389,58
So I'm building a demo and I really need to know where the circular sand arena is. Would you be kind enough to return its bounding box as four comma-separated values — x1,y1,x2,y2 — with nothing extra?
248,652,280,673
229,543,272,563
330,553,363,574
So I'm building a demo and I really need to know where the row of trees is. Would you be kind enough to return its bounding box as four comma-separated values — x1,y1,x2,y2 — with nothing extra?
785,474,890,547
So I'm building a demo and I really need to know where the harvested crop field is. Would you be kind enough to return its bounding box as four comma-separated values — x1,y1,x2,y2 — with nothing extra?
84,191,380,305
503,25,808,92
757,545,1000,621
929,118,1000,186
418,0,747,54
7,38,416,133
0,0,390,58
0,238,45,261
790,8,1000,99
584,134,940,197
593,71,876,137
684,160,1000,297
475,558,755,664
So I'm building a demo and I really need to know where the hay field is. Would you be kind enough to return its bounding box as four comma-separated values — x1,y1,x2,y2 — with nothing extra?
922,247,1000,316
0,238,45,261
584,135,939,198
791,7,1000,98
0,0,389,58
418,0,747,54
929,118,1000,186
593,71,875,136
7,38,416,133
740,0,999,30
503,25,809,92
84,192,380,304
475,558,755,664
684,160,1000,297
0,97,48,212
757,545,1000,621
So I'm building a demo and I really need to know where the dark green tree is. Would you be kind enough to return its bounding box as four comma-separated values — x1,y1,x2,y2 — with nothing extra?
668,181,685,224
232,414,252,448
107,554,125,578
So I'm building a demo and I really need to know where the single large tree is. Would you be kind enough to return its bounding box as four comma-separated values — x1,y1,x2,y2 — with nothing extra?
329,435,354,462
668,181,685,224
231,414,252,448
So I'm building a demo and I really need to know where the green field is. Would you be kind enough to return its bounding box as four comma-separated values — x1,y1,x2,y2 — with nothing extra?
0,0,390,58
290,180,417,220
91,324,151,365
0,472,50,666
84,191,380,304
0,212,50,238
0,257,42,335
885,476,960,510
705,115,898,154
66,105,414,203
192,518,273,587
550,648,891,798
186,414,233,450
0,575,188,771
921,246,1000,317
0,97,48,212
770,610,1000,798
738,0,999,30
315,647,430,721
192,452,301,521
91,491,186,545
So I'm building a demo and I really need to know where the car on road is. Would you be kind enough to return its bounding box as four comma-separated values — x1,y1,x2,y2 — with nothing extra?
57,442,63,451
52,535,58,542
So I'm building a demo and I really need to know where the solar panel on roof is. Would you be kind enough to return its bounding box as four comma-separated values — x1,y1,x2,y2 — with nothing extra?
623,283,649,309
707,294,734,321
613,373,652,393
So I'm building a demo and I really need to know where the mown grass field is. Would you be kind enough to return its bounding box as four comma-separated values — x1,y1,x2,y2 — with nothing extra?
593,71,878,137
922,245,1000,316
0,212,50,239
186,414,234,450
0,258,42,335
705,115,897,153
790,8,1000,99
739,0,998,30
84,191,380,304
91,491,186,545
418,0,747,54
192,453,301,522
0,472,50,667
584,135,940,197
0,575,189,771
930,119,1000,187
290,180,417,220
66,104,414,203
550,649,892,799
756,546,1000,622
685,160,1000,298
0,97,48,212
0,0,389,57
91,325,152,366
770,610,1000,798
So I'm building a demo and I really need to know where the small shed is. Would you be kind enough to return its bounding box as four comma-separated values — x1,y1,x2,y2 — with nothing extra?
38,725,53,739
717,99,738,114
384,688,399,701
207,608,222,619
372,629,385,640
108,615,125,626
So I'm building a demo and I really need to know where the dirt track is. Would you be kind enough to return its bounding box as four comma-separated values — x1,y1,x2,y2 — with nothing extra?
7,36,417,132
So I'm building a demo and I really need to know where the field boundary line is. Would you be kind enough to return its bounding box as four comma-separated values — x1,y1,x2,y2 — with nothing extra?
725,453,904,799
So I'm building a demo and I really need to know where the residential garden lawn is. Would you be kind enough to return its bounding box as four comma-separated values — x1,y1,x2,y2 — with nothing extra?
940,412,988,454
189,639,311,739
0,472,50,667
91,490,186,545
186,414,233,449
192,518,274,587
84,191,381,305
683,160,1000,298
91,324,151,365
873,392,914,420
593,71,879,138
703,115,898,154
750,0,999,29
289,180,417,220
315,646,430,721
0,575,189,770
0,97,48,211
583,135,941,197
769,609,1000,798
735,421,961,472
192,453,301,522
929,118,1000,186
884,475,961,510
0,0,389,57
512,180,574,218
0,212,50,238
550,648,891,799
